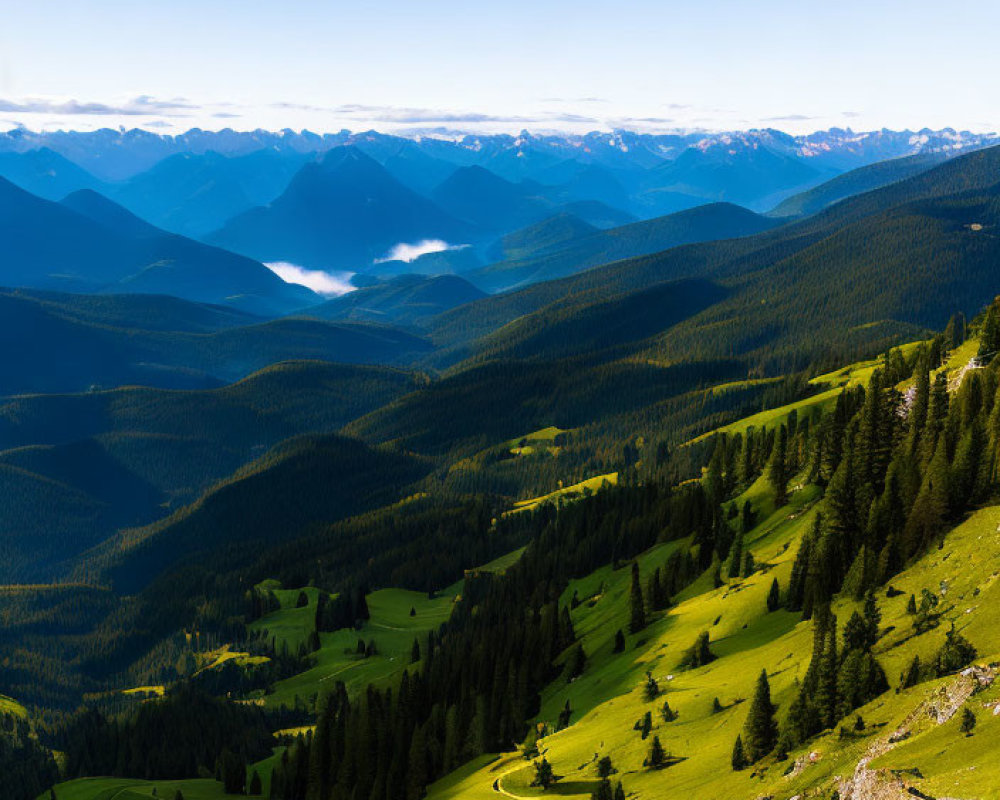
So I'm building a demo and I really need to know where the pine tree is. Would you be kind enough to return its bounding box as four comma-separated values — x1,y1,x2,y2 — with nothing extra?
532,758,556,789
628,562,646,633
934,626,977,675
730,735,747,771
899,654,921,690
566,643,587,682
978,298,1000,359
960,707,977,735
815,615,840,730
680,631,715,669
743,669,778,763
248,770,262,796
645,736,666,769
862,591,881,649
643,671,660,701
411,638,421,664
727,529,744,580
597,755,614,779
767,578,781,612
557,700,572,730
638,710,652,740
767,425,789,506
612,629,626,653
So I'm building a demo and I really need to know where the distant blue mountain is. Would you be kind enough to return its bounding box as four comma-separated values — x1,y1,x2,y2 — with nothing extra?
208,147,477,270
0,179,318,314
0,147,108,200
108,149,310,237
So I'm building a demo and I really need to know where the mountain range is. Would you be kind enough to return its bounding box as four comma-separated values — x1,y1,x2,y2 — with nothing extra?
7,124,1000,800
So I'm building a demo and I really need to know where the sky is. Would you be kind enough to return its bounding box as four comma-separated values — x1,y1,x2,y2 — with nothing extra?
1,0,999,136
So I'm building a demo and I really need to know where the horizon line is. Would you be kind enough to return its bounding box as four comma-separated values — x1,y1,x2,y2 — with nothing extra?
3,124,1000,141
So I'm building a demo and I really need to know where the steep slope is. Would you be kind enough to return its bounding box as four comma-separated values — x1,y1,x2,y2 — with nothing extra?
0,361,421,581
466,202,782,293
305,274,486,327
0,179,318,313
109,149,309,237
87,433,430,593
770,151,947,218
466,278,728,363
208,146,476,270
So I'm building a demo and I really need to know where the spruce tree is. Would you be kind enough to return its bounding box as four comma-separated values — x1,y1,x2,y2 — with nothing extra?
532,758,555,789
597,755,614,779
613,629,626,653
731,734,747,771
248,770,262,796
727,529,744,580
680,631,715,669
767,578,781,612
767,425,789,506
960,707,977,735
899,654,921,690
643,671,659,701
743,669,778,763
629,562,646,633
645,736,665,769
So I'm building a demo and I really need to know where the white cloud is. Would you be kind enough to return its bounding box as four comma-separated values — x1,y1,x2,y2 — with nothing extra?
376,239,465,264
265,262,355,296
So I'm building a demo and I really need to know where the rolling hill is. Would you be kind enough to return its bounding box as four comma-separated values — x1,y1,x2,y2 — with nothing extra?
305,274,486,327
465,202,782,293
0,360,422,582
0,288,430,395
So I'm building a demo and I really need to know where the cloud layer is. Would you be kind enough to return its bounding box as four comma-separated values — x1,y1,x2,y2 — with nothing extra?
0,95,194,116
376,240,462,264
265,262,355,296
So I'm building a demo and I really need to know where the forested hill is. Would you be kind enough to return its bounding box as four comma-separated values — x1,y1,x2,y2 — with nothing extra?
428,143,1000,372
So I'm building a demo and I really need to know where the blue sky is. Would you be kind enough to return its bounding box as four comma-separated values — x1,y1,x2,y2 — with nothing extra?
1,0,998,135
